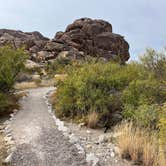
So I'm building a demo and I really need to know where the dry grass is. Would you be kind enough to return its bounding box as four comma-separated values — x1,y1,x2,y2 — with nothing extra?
0,133,7,165
115,121,165,166
157,148,166,166
87,111,99,129
40,79,55,87
49,92,57,105
14,82,38,90
14,91,28,99
54,74,67,82
142,133,158,166
15,79,55,90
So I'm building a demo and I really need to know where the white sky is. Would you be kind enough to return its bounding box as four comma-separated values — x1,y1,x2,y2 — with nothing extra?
0,0,166,60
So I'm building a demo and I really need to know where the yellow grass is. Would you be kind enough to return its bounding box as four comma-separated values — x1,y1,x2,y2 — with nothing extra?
87,111,99,129
142,133,158,166
157,148,166,166
15,91,28,99
115,121,165,166
54,74,67,82
14,82,38,90
0,133,7,165
49,92,57,105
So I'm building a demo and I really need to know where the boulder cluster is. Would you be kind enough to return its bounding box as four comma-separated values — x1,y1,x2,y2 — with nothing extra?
0,18,130,63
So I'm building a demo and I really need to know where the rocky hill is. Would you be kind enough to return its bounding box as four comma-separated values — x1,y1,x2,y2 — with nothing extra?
0,18,130,63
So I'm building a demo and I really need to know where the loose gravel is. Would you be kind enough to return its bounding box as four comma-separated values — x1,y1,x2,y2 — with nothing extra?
10,87,88,166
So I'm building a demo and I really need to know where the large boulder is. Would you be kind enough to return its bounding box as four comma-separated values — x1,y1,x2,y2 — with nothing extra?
52,18,130,62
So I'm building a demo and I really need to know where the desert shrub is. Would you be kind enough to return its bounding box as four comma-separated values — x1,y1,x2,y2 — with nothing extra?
45,57,72,76
46,56,109,76
53,47,166,130
123,104,159,129
122,79,166,107
54,61,142,126
122,78,166,128
0,46,28,92
0,46,27,114
140,48,166,80
0,93,8,114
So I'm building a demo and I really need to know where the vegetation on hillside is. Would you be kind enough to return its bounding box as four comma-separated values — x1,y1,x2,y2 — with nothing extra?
51,48,166,165
53,49,165,126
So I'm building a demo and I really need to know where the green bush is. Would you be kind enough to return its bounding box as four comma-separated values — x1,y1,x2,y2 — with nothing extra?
158,104,166,147
0,93,8,114
0,46,28,92
123,104,159,128
0,46,27,115
122,49,166,128
46,56,106,76
55,61,142,126
122,75,166,129
45,57,72,76
140,48,166,80
122,79,166,107
53,47,166,129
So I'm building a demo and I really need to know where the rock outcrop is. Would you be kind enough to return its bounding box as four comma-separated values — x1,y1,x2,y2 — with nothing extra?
0,18,130,62
0,29,49,61
51,18,130,62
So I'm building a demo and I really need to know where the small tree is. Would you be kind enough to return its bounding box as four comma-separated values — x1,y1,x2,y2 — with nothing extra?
0,46,28,92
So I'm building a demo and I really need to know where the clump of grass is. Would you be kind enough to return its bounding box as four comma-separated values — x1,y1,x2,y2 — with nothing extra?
157,148,166,166
49,92,57,105
115,122,143,161
87,111,99,129
142,133,158,166
115,121,165,166
0,133,7,165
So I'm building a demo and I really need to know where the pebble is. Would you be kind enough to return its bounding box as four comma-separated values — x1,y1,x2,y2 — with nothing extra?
10,113,14,118
86,130,91,134
110,151,115,158
98,135,108,144
78,122,85,128
114,146,120,154
13,109,18,113
86,144,92,149
86,153,99,166
69,134,80,144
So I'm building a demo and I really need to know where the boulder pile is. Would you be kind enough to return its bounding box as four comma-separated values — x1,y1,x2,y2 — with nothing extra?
0,18,130,63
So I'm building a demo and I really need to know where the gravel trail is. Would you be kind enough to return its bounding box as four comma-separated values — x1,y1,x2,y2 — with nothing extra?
10,87,88,166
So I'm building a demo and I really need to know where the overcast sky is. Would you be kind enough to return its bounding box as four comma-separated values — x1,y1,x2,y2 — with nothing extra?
0,0,165,60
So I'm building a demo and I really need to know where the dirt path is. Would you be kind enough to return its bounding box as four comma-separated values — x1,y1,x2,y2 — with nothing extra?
10,87,87,166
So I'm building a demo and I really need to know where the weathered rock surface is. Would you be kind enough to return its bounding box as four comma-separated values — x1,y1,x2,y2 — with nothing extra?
0,18,130,62
0,29,49,51
52,18,130,62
